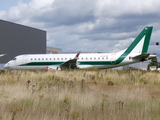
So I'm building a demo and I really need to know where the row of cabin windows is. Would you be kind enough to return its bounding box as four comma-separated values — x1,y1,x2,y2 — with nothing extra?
30,57,108,61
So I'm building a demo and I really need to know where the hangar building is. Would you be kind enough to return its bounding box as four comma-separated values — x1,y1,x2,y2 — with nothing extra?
0,19,46,63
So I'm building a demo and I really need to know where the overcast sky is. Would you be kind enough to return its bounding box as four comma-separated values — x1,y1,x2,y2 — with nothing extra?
0,0,160,60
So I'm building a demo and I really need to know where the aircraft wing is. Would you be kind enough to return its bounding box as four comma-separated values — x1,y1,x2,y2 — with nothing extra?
132,53,150,61
60,51,81,69
0,54,5,57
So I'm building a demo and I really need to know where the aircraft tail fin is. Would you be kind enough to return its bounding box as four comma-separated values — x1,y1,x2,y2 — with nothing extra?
117,26,153,58
115,27,153,64
125,26,153,55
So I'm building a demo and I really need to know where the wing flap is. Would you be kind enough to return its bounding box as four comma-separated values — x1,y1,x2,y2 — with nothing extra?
60,51,81,69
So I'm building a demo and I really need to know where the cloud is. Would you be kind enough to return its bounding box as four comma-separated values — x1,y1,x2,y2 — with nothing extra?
0,0,160,57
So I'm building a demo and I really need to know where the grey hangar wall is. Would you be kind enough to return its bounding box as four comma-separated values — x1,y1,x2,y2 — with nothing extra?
0,20,46,63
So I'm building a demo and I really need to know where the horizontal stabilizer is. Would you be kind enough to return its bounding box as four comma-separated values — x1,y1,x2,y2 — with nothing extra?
132,53,150,61
148,54,157,60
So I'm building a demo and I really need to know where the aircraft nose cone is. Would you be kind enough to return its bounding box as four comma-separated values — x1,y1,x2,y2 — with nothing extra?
4,63,10,69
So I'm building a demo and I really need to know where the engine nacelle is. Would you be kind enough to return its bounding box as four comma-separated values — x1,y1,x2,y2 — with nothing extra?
46,66,61,70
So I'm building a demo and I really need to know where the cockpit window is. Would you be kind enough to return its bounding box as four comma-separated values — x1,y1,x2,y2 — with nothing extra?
12,58,17,60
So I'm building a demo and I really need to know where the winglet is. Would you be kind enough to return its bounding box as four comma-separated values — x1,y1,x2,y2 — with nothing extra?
74,51,81,59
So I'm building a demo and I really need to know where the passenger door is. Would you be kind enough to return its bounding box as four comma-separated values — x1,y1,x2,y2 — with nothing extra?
22,55,28,64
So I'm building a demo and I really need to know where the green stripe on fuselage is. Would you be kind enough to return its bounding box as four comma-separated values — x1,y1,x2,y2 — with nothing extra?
19,62,63,66
19,61,117,66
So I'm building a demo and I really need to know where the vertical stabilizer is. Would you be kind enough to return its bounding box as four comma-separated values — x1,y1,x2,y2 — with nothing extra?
125,26,153,55
116,26,153,64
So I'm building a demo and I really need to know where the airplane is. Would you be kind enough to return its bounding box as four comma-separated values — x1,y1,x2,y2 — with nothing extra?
0,54,5,57
4,26,156,70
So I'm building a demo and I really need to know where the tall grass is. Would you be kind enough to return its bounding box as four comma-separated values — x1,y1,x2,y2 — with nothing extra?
0,69,160,120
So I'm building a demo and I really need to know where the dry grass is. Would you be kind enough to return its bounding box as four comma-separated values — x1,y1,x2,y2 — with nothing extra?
0,69,160,120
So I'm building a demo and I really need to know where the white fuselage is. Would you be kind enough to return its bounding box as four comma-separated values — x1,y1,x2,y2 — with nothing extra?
4,52,138,70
